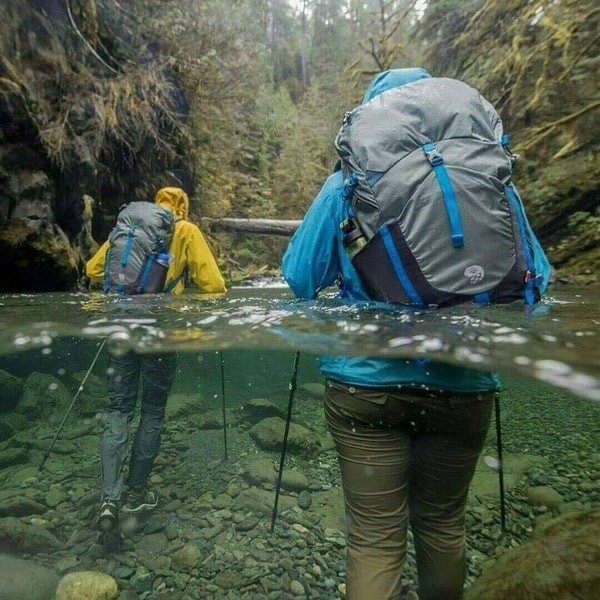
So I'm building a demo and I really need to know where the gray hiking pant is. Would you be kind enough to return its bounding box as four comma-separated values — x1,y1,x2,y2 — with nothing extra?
100,352,176,501
324,379,494,600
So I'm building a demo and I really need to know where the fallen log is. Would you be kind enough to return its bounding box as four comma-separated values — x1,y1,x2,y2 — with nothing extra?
201,217,302,236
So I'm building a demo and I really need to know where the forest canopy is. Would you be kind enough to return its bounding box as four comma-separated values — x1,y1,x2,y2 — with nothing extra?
0,0,598,287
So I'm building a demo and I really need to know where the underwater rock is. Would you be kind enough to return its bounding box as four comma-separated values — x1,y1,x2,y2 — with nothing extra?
297,491,312,509
249,417,321,459
240,398,285,423
300,383,325,397
243,458,309,492
196,409,224,429
172,544,202,571
0,447,29,468
0,370,23,411
18,371,71,420
55,570,118,600
465,508,600,600
0,553,60,600
0,495,45,518
165,392,207,419
232,487,295,515
526,485,564,509
244,457,277,486
0,516,62,551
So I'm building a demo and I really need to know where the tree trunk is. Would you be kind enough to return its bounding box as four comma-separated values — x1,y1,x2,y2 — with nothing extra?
201,217,301,235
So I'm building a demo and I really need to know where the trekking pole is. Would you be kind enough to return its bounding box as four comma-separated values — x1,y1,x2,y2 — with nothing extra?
39,339,106,471
270,350,301,533
494,394,507,531
219,350,228,460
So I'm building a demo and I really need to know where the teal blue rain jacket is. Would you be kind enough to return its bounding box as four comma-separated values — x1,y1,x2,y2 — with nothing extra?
282,68,551,391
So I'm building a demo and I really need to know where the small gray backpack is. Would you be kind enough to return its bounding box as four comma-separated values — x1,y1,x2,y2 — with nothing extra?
335,77,541,307
103,201,174,295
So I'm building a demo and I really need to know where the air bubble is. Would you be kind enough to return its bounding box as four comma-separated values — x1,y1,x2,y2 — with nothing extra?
107,331,132,357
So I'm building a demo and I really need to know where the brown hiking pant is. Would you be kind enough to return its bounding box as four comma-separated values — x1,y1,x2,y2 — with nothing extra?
324,379,495,600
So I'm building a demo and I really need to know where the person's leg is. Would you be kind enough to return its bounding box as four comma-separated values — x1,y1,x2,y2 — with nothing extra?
407,392,494,600
324,380,411,600
100,352,140,502
126,352,176,493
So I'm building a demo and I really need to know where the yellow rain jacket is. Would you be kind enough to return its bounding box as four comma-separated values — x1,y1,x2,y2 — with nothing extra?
86,187,226,295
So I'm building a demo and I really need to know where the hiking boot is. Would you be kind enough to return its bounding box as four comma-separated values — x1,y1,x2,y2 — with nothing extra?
122,488,158,513
97,500,119,532
97,500,123,551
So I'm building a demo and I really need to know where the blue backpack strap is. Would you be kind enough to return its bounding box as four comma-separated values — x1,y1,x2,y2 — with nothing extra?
120,226,136,267
422,142,464,248
505,184,536,305
136,257,153,293
380,224,424,307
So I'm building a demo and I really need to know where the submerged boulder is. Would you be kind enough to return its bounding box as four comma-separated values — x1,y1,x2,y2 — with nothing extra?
249,416,321,458
465,508,600,600
0,370,24,411
55,571,118,600
0,554,60,600
17,371,71,420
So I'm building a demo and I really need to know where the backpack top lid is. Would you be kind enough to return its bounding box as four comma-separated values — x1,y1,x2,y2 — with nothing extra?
361,67,432,103
335,75,509,240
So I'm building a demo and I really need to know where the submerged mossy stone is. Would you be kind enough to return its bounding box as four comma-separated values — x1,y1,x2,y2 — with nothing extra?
55,571,119,600
465,509,600,600
0,516,63,552
300,383,325,397
0,412,29,442
18,372,71,420
0,370,23,411
166,393,207,419
240,398,285,423
297,491,312,509
0,447,29,469
526,485,564,509
0,496,45,518
249,417,321,458
172,544,201,571
0,554,60,600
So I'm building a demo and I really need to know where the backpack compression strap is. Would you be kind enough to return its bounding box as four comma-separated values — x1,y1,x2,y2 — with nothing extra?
422,142,464,248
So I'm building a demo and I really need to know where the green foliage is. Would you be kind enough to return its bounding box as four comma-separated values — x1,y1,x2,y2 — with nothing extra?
2,0,597,282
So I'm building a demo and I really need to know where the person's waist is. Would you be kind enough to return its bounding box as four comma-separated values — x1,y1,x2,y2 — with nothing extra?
328,379,496,400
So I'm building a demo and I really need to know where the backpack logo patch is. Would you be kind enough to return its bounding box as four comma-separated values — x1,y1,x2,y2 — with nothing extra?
464,265,485,284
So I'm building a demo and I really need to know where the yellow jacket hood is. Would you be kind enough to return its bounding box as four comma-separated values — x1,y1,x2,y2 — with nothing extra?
155,187,189,220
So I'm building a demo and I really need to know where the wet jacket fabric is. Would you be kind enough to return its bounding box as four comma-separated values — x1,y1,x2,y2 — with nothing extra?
282,68,549,392
86,187,226,295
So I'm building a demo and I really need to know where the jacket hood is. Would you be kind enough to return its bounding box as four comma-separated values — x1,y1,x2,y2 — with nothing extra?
362,67,432,103
154,187,189,219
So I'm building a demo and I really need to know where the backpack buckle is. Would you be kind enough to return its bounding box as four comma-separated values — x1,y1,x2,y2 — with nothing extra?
424,146,444,167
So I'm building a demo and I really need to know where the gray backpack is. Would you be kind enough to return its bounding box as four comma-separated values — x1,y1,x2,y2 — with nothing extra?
103,201,174,295
335,77,540,307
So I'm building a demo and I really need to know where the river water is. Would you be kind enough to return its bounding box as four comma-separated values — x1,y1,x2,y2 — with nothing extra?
1,282,598,401
0,282,598,598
